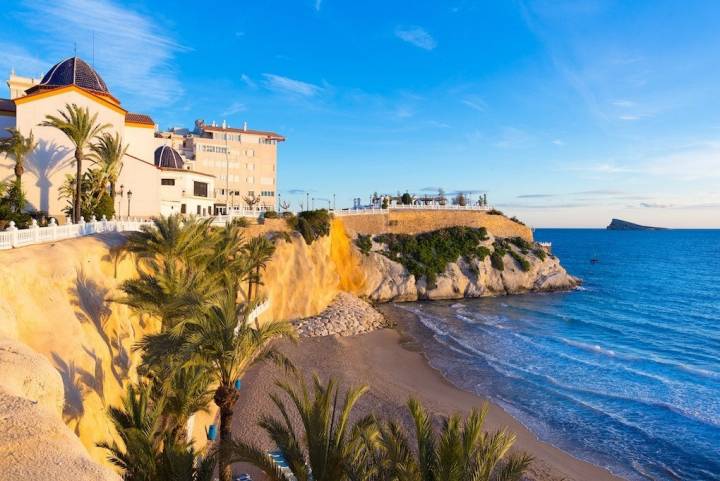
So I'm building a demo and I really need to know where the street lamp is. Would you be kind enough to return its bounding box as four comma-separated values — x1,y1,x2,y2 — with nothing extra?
306,192,310,212
118,184,124,218
127,190,133,218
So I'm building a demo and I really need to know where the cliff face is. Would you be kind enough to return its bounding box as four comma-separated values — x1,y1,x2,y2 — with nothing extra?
0,213,576,474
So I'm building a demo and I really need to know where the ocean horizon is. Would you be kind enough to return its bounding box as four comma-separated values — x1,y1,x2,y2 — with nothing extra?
398,228,720,481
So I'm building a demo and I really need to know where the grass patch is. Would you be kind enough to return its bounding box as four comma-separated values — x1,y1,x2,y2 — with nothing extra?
532,248,546,261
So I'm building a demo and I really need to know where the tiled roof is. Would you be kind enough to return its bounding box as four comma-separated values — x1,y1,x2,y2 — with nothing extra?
203,125,285,141
125,112,155,125
154,145,184,169
0,99,16,113
36,57,109,94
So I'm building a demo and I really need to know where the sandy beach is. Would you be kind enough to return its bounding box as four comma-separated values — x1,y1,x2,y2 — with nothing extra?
229,303,625,481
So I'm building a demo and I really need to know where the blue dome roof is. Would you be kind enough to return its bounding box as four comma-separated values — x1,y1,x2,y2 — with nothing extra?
154,145,184,169
38,57,109,94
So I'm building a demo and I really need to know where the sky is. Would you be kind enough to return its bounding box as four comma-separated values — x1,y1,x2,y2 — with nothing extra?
1,0,719,227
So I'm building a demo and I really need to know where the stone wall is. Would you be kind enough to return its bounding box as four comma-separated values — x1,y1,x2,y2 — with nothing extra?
339,209,533,241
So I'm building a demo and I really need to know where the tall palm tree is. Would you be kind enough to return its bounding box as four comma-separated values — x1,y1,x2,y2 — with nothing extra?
90,131,127,200
228,374,370,481
40,103,109,222
154,366,214,443
0,128,36,213
136,288,297,481
347,399,532,481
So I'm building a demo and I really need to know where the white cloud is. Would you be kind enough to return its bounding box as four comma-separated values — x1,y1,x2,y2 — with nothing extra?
240,74,257,89
315,0,322,11
0,42,49,77
262,74,323,97
612,99,635,107
461,95,487,112
552,139,565,146
17,0,185,108
394,26,437,50
221,101,246,116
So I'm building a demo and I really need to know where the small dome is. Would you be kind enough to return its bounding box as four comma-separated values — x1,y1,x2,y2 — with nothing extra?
38,57,109,94
154,145,184,169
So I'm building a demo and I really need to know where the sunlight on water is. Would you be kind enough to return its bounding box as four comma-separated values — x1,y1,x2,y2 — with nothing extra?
398,229,720,481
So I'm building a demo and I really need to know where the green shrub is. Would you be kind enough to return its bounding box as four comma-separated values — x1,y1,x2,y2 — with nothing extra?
374,226,489,282
488,208,504,216
532,248,547,261
263,210,279,219
508,249,531,272
355,234,372,255
510,216,526,226
400,192,412,205
509,236,532,251
490,251,505,271
286,209,330,245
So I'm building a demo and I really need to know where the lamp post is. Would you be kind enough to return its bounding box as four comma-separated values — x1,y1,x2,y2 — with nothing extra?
333,193,336,211
127,190,133,218
306,192,310,212
118,184,124,219
277,193,281,212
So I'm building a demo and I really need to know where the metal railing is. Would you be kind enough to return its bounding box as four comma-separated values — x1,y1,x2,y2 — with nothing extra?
331,204,491,216
0,215,153,250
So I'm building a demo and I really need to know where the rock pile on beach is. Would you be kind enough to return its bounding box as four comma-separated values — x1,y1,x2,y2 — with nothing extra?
294,292,388,337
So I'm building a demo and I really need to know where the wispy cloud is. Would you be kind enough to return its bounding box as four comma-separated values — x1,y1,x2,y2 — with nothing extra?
18,0,185,108
612,99,635,107
240,74,258,89
0,42,48,76
552,139,565,146
461,95,487,112
262,73,323,97
221,101,246,116
395,26,437,50
517,194,558,199
315,0,322,11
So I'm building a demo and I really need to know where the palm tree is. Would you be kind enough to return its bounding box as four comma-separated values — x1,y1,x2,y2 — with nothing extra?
90,131,127,201
99,383,216,481
227,374,370,481
0,128,36,213
154,366,214,443
125,215,217,270
243,236,276,301
40,103,110,222
347,399,532,481
136,288,297,481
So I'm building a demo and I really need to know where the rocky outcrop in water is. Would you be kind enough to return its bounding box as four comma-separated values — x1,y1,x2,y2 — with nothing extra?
356,234,579,302
607,218,665,230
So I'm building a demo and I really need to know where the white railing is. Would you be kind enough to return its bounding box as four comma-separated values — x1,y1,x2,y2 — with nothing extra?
332,204,491,216
0,215,154,250
538,241,552,248
211,208,266,225
236,298,271,333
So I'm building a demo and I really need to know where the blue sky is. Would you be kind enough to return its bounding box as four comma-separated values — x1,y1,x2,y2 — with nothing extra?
2,0,720,227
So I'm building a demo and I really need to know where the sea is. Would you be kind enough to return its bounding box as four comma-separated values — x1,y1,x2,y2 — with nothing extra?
396,229,720,481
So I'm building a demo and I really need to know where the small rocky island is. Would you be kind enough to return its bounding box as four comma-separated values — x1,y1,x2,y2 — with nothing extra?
607,218,666,231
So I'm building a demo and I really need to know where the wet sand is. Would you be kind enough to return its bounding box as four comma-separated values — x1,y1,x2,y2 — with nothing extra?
230,306,625,481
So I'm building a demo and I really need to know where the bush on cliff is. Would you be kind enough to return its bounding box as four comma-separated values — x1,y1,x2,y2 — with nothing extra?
263,210,279,219
508,249,531,272
532,247,547,261
374,226,489,284
355,234,372,255
490,251,505,271
285,209,331,245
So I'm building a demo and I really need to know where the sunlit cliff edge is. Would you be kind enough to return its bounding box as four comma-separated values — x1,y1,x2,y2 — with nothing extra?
0,210,577,479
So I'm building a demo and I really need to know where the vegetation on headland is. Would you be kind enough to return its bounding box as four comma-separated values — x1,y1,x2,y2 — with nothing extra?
370,227,548,281
374,226,490,285
101,214,530,481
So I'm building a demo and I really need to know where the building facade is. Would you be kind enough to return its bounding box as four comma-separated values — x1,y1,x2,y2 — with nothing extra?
0,56,282,221
177,120,284,211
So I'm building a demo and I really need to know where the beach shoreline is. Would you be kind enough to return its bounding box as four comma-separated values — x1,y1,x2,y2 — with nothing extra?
230,302,625,481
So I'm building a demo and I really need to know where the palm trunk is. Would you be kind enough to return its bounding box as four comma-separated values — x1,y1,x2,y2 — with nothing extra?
74,152,82,223
215,385,239,481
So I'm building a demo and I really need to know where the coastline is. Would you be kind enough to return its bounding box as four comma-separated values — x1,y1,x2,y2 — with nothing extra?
229,303,625,481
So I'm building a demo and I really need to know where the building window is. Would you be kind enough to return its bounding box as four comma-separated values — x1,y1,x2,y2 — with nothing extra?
197,205,201,215
181,204,187,214
161,178,175,186
259,138,276,145
261,191,275,197
194,181,208,198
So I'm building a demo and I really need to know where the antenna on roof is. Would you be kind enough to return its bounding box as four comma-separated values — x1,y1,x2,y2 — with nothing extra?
73,42,77,57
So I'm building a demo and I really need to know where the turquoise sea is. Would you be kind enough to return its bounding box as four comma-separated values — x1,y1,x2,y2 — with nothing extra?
398,229,720,481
